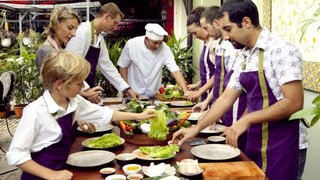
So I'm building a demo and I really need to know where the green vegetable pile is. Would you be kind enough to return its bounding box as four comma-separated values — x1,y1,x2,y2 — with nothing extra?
162,86,184,99
184,101,193,106
86,133,122,148
139,145,180,158
148,110,169,141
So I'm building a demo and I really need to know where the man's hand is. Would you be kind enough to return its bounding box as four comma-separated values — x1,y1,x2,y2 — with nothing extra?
80,86,104,104
171,126,199,145
77,121,96,133
222,118,250,148
127,88,140,99
192,101,209,112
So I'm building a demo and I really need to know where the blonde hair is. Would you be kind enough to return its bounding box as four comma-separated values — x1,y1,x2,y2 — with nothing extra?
97,2,124,19
40,51,91,90
43,6,81,36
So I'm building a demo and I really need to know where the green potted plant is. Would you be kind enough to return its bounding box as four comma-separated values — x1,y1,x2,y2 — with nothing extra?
0,45,43,118
289,94,320,127
163,33,197,84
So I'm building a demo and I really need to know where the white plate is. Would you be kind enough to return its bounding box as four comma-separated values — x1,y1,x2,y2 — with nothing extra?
66,150,115,167
132,149,176,161
199,124,226,134
170,101,195,107
191,144,240,160
82,136,125,149
77,123,114,133
187,112,203,121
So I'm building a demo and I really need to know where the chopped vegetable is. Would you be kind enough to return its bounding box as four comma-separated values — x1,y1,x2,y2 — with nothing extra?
139,145,180,158
86,133,122,148
148,110,169,141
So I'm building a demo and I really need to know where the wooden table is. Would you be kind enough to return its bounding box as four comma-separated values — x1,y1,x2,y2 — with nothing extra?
66,130,251,180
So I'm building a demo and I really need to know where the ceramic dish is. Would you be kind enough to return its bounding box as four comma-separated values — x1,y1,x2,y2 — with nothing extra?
170,101,195,107
127,174,144,180
122,164,142,175
77,123,114,134
99,167,115,176
105,174,126,180
66,150,115,167
116,153,136,167
82,136,125,149
132,149,176,161
207,136,226,144
187,112,203,121
199,124,226,134
191,144,240,160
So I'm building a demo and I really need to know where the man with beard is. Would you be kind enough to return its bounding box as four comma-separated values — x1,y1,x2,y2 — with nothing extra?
171,1,304,179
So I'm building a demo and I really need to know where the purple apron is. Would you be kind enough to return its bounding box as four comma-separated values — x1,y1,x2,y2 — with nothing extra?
223,69,247,151
85,21,101,87
240,49,299,180
199,44,215,101
21,112,75,180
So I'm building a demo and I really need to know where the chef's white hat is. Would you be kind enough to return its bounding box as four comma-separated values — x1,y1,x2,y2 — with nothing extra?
145,23,168,41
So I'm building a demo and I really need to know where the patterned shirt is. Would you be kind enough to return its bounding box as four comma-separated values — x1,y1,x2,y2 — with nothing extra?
228,28,307,149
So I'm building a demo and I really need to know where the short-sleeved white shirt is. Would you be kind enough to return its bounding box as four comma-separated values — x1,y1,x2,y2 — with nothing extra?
6,90,113,166
117,36,179,97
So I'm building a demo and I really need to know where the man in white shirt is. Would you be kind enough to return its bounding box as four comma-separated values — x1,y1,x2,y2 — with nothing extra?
66,2,139,100
117,23,189,97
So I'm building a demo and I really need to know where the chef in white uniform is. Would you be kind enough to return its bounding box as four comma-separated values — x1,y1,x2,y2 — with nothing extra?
118,23,189,97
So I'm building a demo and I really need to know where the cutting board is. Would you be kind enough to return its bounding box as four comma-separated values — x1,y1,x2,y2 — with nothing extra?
102,97,122,105
199,161,265,180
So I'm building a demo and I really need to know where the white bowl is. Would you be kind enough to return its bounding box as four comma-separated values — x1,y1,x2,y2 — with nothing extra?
99,167,115,176
207,136,226,143
105,174,126,180
115,153,136,167
122,164,142,175
127,173,144,180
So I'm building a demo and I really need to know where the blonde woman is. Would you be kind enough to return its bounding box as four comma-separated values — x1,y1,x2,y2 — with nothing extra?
7,51,155,180
35,6,103,105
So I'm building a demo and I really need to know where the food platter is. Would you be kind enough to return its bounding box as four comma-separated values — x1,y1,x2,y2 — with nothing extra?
132,149,176,161
199,124,226,134
66,150,115,167
77,123,114,134
82,136,125,149
191,144,240,160
187,112,203,123
170,101,195,107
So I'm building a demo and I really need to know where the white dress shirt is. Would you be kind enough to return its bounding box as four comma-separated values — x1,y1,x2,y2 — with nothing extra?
117,36,179,97
65,21,129,91
6,90,113,166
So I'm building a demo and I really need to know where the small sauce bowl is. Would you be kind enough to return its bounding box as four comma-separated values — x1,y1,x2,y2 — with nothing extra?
99,167,115,176
127,173,144,180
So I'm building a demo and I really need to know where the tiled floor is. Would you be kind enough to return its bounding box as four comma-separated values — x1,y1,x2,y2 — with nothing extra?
0,117,21,180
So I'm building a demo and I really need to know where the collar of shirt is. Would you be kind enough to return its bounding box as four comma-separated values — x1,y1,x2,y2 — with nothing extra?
43,90,79,117
242,27,270,57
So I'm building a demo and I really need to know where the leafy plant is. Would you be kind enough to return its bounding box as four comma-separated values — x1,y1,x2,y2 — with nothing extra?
0,45,43,105
164,33,197,84
289,94,320,127
299,3,320,42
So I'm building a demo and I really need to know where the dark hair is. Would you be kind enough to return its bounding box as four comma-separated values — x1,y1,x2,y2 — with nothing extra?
200,6,220,24
186,6,206,26
217,0,260,28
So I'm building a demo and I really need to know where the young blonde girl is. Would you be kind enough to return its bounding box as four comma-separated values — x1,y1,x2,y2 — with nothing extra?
7,51,155,180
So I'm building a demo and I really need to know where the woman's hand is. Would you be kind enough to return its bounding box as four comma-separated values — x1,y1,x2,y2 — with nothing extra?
192,101,208,112
77,121,96,133
136,109,156,120
47,170,73,180
171,126,199,145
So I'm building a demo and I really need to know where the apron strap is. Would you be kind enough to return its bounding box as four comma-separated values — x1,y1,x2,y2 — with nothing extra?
257,49,269,172
90,21,95,46
218,49,226,96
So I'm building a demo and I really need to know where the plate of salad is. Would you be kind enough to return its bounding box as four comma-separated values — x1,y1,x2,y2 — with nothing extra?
82,133,125,149
132,145,179,161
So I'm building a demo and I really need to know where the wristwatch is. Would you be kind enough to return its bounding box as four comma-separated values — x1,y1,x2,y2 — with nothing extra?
123,87,131,94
